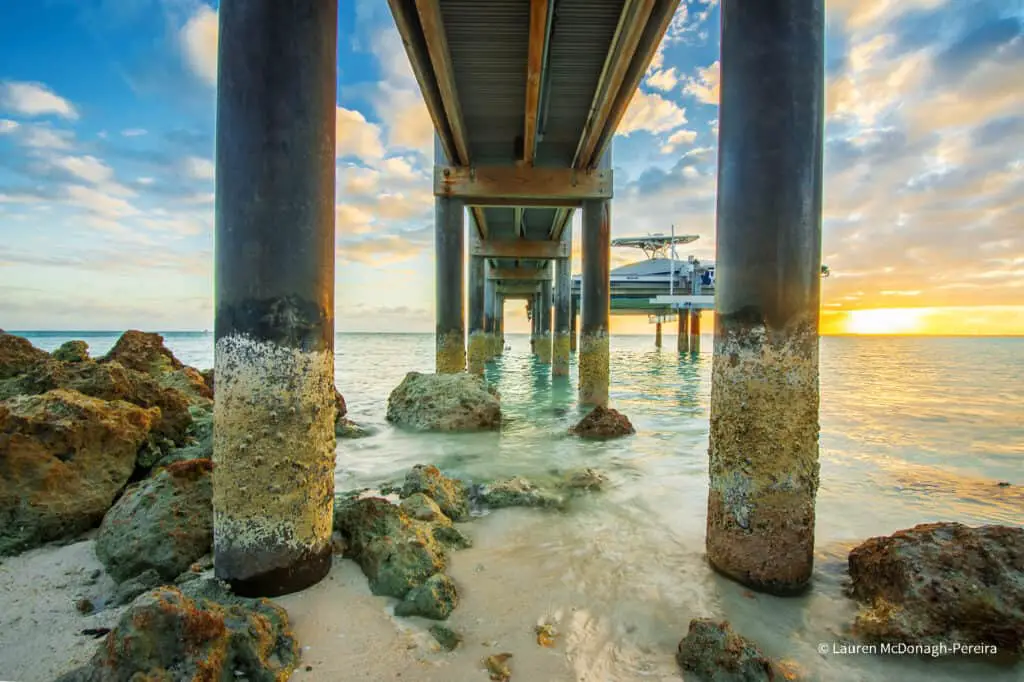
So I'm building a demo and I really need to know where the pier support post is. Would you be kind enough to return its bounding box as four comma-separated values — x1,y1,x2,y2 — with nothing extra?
706,0,825,595
496,295,505,354
213,0,337,597
553,242,572,376
580,198,611,406
655,321,663,348
569,296,578,352
467,234,486,375
537,279,553,364
483,264,496,360
689,310,701,353
678,309,690,353
435,194,466,373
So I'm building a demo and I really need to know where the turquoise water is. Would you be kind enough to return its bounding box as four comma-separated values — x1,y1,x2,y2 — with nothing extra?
12,331,1024,681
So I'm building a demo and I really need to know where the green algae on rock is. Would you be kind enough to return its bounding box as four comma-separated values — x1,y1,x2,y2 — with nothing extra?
400,492,450,523
0,389,158,555
472,476,565,510
394,572,459,620
847,522,1024,653
429,624,463,651
54,578,299,682
52,340,90,363
569,405,635,440
676,618,777,682
400,464,471,521
386,371,501,432
96,459,214,583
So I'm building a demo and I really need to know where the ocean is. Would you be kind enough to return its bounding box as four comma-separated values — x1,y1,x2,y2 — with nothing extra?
11,331,1024,681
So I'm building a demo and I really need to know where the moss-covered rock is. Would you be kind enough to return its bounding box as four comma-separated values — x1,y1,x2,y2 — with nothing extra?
429,624,462,651
52,340,90,363
395,573,458,620
96,459,213,583
431,524,473,550
847,522,1024,653
101,330,212,404
676,619,776,682
386,371,501,432
0,332,49,379
400,492,449,523
400,464,470,521
472,476,565,510
0,389,158,555
569,405,635,440
54,579,299,682
336,418,372,439
110,568,165,607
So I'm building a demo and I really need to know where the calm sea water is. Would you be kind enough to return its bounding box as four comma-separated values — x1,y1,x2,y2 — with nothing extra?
12,331,1024,681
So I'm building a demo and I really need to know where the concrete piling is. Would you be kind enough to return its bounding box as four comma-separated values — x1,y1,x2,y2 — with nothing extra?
536,279,553,364
553,246,572,376
569,296,578,352
689,310,701,353
580,198,611,407
467,249,486,375
435,194,466,374
678,309,690,353
706,0,825,595
483,264,496,361
212,0,338,597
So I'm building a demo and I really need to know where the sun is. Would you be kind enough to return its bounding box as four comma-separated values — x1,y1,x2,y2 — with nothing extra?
843,308,929,335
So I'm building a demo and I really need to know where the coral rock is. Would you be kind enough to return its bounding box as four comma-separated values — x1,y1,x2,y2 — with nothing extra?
676,618,776,682
101,330,212,403
400,464,470,521
52,340,90,363
386,371,500,432
0,332,49,379
395,572,458,620
569,405,635,440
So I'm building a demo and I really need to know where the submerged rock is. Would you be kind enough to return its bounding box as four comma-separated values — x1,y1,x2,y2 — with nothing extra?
101,330,212,404
569,405,636,440
0,389,158,555
847,522,1024,652
386,371,501,432
473,476,565,510
96,459,213,583
676,618,776,682
0,332,49,379
400,465,470,521
335,388,347,419
394,572,459,620
429,624,462,651
336,417,372,439
52,340,90,363
55,578,299,682
559,468,609,492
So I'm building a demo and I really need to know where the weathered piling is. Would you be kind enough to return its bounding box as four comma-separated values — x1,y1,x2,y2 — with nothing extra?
467,254,486,375
689,310,701,353
495,294,505,355
536,279,553,364
580,198,611,406
569,296,578,352
483,264,496,360
435,195,466,373
213,0,338,597
678,309,690,353
707,0,825,595
553,245,572,376
655,321,663,348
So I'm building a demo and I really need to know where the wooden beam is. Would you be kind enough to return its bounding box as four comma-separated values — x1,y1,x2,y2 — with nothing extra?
435,165,612,203
548,207,575,240
523,0,549,166
589,0,682,167
488,266,552,282
472,207,488,240
497,283,543,295
572,0,656,169
471,239,569,260
414,0,471,165
514,207,524,238
387,0,458,166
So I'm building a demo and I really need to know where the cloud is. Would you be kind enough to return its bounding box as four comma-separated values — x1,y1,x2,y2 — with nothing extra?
660,129,698,154
645,67,679,92
336,107,386,160
16,124,74,150
121,128,147,137
618,90,688,136
180,4,218,86
682,61,720,105
184,156,215,181
51,155,116,185
0,119,18,134
0,81,78,119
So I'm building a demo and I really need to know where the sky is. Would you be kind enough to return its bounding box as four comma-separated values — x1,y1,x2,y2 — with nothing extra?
0,0,1022,335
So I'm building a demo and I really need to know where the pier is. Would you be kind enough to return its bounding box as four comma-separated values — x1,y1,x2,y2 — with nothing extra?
212,0,826,598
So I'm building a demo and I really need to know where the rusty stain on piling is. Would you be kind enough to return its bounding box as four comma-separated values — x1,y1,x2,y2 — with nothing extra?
706,318,820,595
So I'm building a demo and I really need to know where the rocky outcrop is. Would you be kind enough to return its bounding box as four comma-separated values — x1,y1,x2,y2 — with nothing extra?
0,332,49,379
676,619,776,682
570,405,635,439
96,459,213,583
55,579,299,682
53,340,90,363
386,371,500,432
5,358,193,443
847,522,1024,652
101,330,212,403
0,389,158,555
400,464,470,521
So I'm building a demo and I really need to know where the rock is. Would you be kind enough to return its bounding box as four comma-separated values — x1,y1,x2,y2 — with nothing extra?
96,459,213,583
395,573,459,620
559,468,609,492
110,568,164,607
0,332,49,379
0,389,158,555
400,464,470,521
200,368,214,394
333,497,447,599
336,418,372,439
484,653,513,682
847,522,1024,651
386,371,501,432
473,476,565,510
54,578,299,682
101,330,212,403
569,405,635,439
155,407,213,466
432,525,473,550
52,340,90,363
335,388,347,419
429,624,462,651
2,358,193,444
400,492,449,523
75,598,94,614
676,618,776,682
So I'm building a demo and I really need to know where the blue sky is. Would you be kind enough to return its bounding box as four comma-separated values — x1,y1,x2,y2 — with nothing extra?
0,0,1022,333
